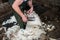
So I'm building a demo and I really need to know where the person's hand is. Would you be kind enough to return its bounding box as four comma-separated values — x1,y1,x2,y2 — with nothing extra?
27,7,33,14
22,15,27,22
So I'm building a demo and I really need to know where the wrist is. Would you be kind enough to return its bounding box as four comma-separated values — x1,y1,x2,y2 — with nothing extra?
31,6,33,10
19,14,24,18
21,15,25,18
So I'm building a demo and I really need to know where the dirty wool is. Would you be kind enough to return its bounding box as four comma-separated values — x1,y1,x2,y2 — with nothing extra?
5,11,55,40
5,11,45,40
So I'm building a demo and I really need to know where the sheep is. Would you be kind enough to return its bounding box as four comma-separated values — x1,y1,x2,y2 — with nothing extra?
6,11,46,40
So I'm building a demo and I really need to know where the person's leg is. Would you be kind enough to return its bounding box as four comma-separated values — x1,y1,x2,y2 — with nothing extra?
13,12,26,29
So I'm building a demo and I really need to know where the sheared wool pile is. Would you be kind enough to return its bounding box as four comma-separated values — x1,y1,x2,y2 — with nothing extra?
6,11,46,40
13,26,46,40
10,26,46,40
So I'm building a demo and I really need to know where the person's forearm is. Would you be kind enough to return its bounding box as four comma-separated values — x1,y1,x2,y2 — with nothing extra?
12,5,24,17
12,1,24,18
